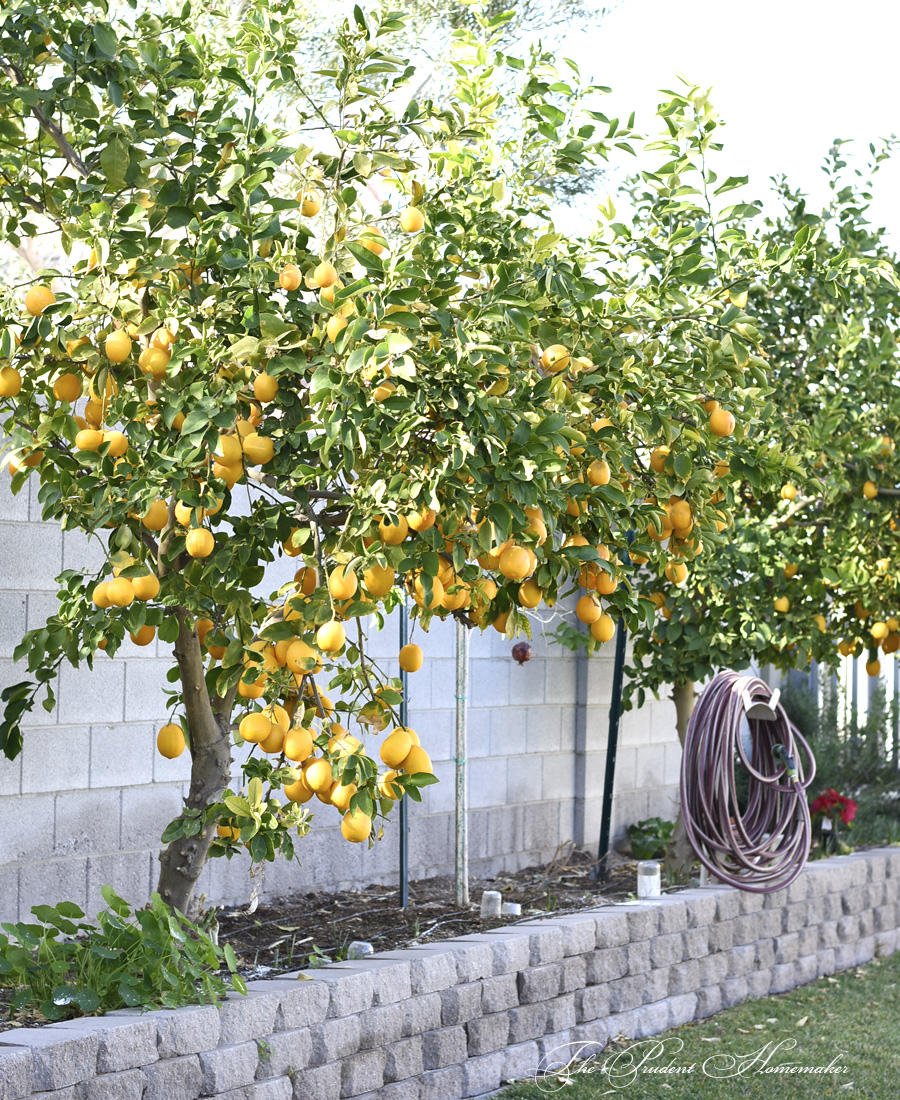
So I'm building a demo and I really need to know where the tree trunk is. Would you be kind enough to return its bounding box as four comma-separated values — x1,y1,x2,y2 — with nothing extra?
665,680,696,881
156,610,234,915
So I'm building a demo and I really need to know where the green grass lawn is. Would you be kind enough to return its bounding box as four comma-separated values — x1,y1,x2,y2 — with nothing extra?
500,951,900,1100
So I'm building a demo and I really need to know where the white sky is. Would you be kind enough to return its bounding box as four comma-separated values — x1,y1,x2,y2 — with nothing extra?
556,0,900,240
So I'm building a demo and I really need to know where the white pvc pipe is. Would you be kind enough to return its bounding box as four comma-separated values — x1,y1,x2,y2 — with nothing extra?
455,618,469,907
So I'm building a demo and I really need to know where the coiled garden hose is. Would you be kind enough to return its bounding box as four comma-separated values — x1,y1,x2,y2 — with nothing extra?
681,671,816,892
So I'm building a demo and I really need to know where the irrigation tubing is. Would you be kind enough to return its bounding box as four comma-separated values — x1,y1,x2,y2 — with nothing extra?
682,671,816,892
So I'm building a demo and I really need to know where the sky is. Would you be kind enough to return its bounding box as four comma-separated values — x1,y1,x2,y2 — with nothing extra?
555,0,900,240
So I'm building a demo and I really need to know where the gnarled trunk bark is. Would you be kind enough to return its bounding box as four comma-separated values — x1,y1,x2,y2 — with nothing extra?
156,610,234,915
665,680,696,880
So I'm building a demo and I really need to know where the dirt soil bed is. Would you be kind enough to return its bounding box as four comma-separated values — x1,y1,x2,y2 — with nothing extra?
216,846,638,979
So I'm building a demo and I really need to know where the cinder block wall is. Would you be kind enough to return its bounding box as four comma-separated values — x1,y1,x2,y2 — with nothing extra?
0,470,680,921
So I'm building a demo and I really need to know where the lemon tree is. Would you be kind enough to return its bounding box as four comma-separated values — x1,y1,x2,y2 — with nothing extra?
0,0,836,911
626,145,900,704
616,144,900,868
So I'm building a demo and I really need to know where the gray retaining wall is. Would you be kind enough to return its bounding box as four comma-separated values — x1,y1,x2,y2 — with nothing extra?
1,847,897,1099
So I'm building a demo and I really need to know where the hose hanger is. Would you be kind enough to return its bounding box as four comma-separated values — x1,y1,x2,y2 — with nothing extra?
681,671,816,893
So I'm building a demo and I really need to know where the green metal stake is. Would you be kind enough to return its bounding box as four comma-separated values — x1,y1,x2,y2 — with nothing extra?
398,597,409,908
595,613,627,883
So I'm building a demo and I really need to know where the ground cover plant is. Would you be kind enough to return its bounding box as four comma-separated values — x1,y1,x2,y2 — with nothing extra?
0,886,243,1024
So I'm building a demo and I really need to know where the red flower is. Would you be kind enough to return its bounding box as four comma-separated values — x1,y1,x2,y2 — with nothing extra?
810,788,857,826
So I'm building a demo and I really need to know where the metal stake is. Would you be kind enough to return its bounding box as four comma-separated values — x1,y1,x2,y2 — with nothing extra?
455,617,470,906
595,615,627,882
398,598,409,909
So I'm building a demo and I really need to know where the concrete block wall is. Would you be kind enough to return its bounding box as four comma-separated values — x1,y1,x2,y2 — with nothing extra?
0,467,680,921
0,848,896,1100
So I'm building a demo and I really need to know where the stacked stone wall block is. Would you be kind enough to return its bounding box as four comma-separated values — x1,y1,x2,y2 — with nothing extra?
250,980,329,1032
698,953,728,986
479,974,518,1015
444,939,494,983
543,993,576,1034
754,939,775,970
422,1026,467,1071
400,994,442,1038
0,1029,98,1092
649,932,683,968
218,993,280,1046
521,923,566,966
461,1050,505,1097
480,930,531,975
501,1039,540,1084
739,891,764,915
254,1029,312,1079
419,1066,463,1100
707,920,734,953
654,898,688,934
558,954,587,993
198,1042,259,1095
727,943,756,978
797,925,818,956
584,947,627,985
643,966,670,1003
676,890,717,928
80,1068,146,1100
667,958,701,995
623,906,659,940
151,1006,221,1058
624,940,651,975
295,1061,342,1100
507,1002,548,1045
358,1004,403,1052
142,1055,203,1100
51,1016,158,1073
464,1011,510,1057
746,969,773,998
592,911,629,948
308,1017,361,1067
681,927,709,959
516,963,562,1004
550,915,597,956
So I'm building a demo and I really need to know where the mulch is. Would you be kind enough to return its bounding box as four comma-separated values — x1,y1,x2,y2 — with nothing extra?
215,843,639,978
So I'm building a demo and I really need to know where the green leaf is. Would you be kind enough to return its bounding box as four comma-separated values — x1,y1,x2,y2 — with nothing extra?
220,163,245,196
93,23,118,58
228,336,262,360
224,795,252,817
352,152,373,177
99,136,129,191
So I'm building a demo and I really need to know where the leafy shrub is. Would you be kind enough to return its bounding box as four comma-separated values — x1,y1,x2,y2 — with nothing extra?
0,887,245,1022
627,817,675,860
781,674,900,851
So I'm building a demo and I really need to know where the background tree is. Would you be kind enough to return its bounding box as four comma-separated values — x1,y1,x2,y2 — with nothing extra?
0,1,825,914
618,142,900,870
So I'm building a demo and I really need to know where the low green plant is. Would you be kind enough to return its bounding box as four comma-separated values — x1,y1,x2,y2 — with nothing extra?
0,887,245,1022
306,945,331,969
627,817,675,860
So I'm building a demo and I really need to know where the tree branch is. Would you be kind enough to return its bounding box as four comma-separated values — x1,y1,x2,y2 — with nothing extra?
1,58,90,179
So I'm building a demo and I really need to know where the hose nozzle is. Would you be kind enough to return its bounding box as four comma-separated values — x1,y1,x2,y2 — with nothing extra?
772,742,798,780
